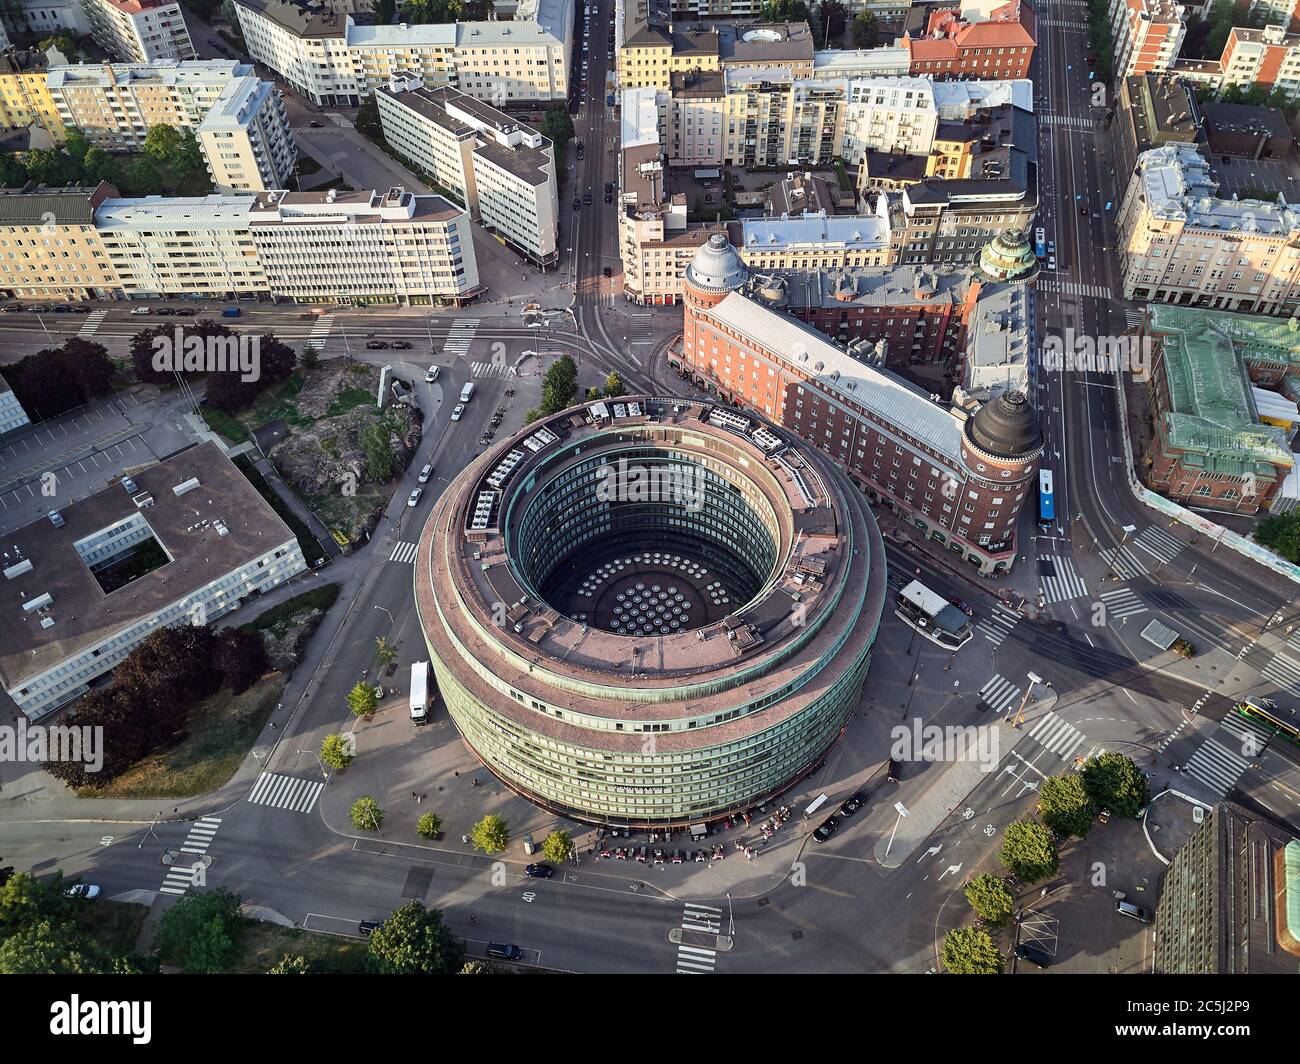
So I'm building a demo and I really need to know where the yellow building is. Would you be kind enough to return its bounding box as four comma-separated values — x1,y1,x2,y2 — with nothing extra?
0,184,122,301
0,48,68,143
927,122,979,179
618,25,720,91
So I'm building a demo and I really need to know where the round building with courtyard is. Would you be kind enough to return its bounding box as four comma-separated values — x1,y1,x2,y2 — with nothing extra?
414,396,887,827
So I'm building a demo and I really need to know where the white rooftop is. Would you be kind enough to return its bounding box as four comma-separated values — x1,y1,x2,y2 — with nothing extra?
742,212,890,251
811,46,910,76
96,194,257,230
46,58,249,89
347,23,456,47
1136,142,1300,235
621,86,662,150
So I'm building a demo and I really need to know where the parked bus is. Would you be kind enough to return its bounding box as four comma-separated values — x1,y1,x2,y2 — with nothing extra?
1236,696,1300,745
1034,227,1046,259
894,580,973,649
1038,469,1056,530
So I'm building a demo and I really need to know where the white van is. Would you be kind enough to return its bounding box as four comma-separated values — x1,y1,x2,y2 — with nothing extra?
460,382,476,403
425,365,440,383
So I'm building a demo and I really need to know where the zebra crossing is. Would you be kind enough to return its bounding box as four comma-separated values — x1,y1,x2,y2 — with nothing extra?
389,540,419,564
307,313,333,347
1131,525,1182,566
1099,542,1148,581
1285,629,1300,655
627,310,654,348
77,309,108,338
1182,713,1273,798
976,603,1020,646
1037,278,1113,299
158,816,222,896
979,674,1023,716
1026,712,1088,762
676,902,722,973
1099,586,1147,620
469,360,517,379
1038,553,1088,604
1260,652,1300,698
248,771,326,813
1124,308,1144,330
443,318,478,357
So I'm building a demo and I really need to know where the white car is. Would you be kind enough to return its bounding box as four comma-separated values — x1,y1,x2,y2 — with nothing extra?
425,365,440,383
418,463,433,484
451,404,464,421
130,306,150,315
65,883,101,899
1047,256,1057,271
408,488,423,507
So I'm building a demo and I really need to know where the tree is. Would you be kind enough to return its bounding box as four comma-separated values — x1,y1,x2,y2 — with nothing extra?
360,421,398,481
1080,752,1150,820
24,147,80,187
0,920,107,974
1038,774,1095,838
356,94,383,141
963,873,1014,928
62,129,92,166
301,343,321,370
123,156,164,197
82,146,116,186
0,873,75,935
460,959,503,973
417,812,442,839
541,105,575,161
812,0,847,48
143,125,204,176
11,350,84,420
541,829,573,864
404,0,463,22
212,627,269,695
347,680,379,718
269,953,310,973
760,0,811,22
366,901,465,974
940,927,1003,974
154,888,243,974
585,386,600,400
852,11,880,48
540,354,578,416
1256,510,1300,563
351,796,385,832
55,338,114,399
374,635,397,667
37,32,80,61
999,820,1059,884
374,0,397,24
470,814,509,855
320,734,353,769
114,624,220,706
603,372,626,398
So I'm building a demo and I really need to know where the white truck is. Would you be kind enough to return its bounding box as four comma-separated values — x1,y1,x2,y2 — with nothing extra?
460,382,475,403
409,661,430,725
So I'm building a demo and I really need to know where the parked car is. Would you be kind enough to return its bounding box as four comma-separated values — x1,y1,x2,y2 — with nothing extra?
130,306,151,315
839,794,863,816
572,197,581,211
812,815,840,843
69,305,90,313
156,307,175,316
524,863,554,878
1116,900,1150,922
886,758,902,783
365,340,389,349
309,120,323,128
173,308,196,316
221,307,241,317
583,188,592,204
486,942,522,960
1015,943,1051,968
451,403,464,421
407,488,423,507
358,919,381,936
391,340,412,349
64,883,100,899
0,304,18,313
425,366,440,383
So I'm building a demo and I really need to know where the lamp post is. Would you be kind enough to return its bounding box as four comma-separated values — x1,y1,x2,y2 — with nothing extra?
1106,524,1136,583
296,748,330,783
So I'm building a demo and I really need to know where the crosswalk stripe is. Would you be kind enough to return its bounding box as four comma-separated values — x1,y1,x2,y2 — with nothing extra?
389,541,419,564
308,314,333,343
157,817,222,896
469,361,517,379
1132,526,1181,564
676,902,720,973
1027,711,1086,759
443,319,478,357
1099,544,1147,580
1099,587,1147,619
1038,553,1087,604
1261,653,1300,697
1184,736,1250,795
979,674,1021,714
77,309,108,338
976,603,1020,646
248,771,325,813
1036,279,1112,299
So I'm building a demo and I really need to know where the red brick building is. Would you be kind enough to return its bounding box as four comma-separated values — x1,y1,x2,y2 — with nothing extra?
905,1,1037,80
680,234,1042,574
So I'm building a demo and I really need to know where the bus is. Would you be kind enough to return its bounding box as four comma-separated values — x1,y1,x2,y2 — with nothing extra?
1235,696,1300,745
1034,227,1046,259
894,580,973,649
1038,469,1055,530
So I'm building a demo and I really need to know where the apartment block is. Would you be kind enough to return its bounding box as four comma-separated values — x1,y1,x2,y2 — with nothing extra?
810,46,912,81
0,182,121,300
736,211,894,273
0,0,91,37
1109,73,1201,197
376,75,559,268
0,441,306,719
1108,0,1186,78
0,371,31,435
722,68,847,169
902,0,1036,80
1117,142,1300,314
197,76,296,192
618,20,812,91
0,46,67,143
233,0,572,106
83,0,197,63
1220,24,1300,100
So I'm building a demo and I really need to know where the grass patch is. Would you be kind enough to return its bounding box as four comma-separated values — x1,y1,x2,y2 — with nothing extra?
201,406,251,443
79,674,285,799
326,386,377,418
230,921,368,974
233,454,327,565
241,583,340,637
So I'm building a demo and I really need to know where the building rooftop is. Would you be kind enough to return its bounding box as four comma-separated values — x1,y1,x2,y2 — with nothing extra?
671,70,725,98
811,46,910,77
1125,74,1201,151
767,171,840,217
97,194,257,230
0,183,116,225
741,212,890,252
46,58,248,90
0,441,297,694
621,86,662,151
1135,142,1300,235
1202,100,1291,141
234,0,349,39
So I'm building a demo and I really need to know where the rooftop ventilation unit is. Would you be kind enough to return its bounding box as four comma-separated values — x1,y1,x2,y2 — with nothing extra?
173,477,200,496
23,592,52,612
133,492,154,509
4,558,33,579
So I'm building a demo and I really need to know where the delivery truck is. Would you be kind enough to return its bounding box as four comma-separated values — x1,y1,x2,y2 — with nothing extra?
410,661,430,725
460,382,475,403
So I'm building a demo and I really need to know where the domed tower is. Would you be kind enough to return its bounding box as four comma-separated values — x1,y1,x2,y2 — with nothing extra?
682,232,750,384
958,391,1043,571
975,228,1040,286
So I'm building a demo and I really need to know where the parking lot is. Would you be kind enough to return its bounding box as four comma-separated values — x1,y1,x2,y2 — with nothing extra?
1212,153,1300,202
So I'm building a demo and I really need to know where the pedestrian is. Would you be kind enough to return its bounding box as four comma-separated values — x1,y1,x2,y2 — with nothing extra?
269,722,276,730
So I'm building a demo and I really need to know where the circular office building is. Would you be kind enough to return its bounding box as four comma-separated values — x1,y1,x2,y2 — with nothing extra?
415,396,886,827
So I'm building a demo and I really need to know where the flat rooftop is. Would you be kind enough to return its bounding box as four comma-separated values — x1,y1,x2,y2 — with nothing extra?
0,440,296,693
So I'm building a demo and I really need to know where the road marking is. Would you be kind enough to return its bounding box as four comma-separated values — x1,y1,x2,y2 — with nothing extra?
158,816,222,896
1099,543,1147,580
248,772,326,813
1261,652,1300,698
1182,714,1273,797
1099,586,1146,620
979,674,1022,715
389,540,418,564
976,603,1020,646
1038,552,1087,604
1026,712,1087,761
443,319,478,357
676,902,721,973
77,309,108,338
1132,525,1181,564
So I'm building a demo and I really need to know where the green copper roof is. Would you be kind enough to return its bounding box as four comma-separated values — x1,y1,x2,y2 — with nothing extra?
1285,840,1300,949
1147,304,1296,474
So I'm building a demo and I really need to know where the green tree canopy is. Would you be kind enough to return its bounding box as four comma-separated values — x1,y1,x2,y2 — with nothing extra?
541,829,573,864
347,680,379,718
604,371,626,398
351,796,385,832
963,873,1014,928
1080,752,1150,819
320,734,353,769
999,820,1059,884
367,901,465,974
851,11,879,48
1038,774,1096,838
269,952,310,973
941,926,1003,974
470,814,509,855
417,812,443,839
154,888,243,974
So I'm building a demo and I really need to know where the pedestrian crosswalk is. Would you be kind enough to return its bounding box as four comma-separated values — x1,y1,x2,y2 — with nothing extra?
469,360,517,379
308,313,333,347
443,318,478,357
1038,112,1093,130
1261,651,1300,698
628,310,653,348
976,603,1021,646
248,771,326,813
1026,712,1088,762
676,902,722,973
389,540,419,564
1099,542,1148,581
1124,309,1144,330
158,816,222,896
1038,553,1088,604
1037,279,1113,299
1099,586,1147,621
1182,713,1273,798
979,674,1022,715
1131,525,1182,566
77,309,107,338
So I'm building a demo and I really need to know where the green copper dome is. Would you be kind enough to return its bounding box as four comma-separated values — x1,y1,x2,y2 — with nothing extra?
977,228,1040,285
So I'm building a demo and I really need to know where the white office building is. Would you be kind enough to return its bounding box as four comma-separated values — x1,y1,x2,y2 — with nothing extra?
82,0,196,64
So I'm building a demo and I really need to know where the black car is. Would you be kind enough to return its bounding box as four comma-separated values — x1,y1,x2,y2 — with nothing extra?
572,197,581,211
390,340,412,349
156,307,175,315
1015,943,1050,968
605,182,614,194
839,794,863,816
358,919,381,936
603,266,612,277
365,340,389,349
886,759,902,783
812,815,840,843
524,863,554,878
583,189,592,204
309,120,323,128
52,304,72,313
604,193,612,204
70,305,90,313
173,308,196,316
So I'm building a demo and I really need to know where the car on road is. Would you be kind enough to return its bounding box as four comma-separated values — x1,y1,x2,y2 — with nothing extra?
839,794,863,816
64,884,100,899
0,304,17,313
1047,256,1056,271
130,306,151,315
1046,241,1055,254
173,308,196,316
486,942,522,960
52,304,72,313
576,140,584,159
604,192,612,204
365,340,389,349
418,463,433,483
1116,900,1149,922
603,266,612,277
572,197,581,211
451,403,464,421
948,597,973,616
1079,205,1088,215
812,815,840,842
29,303,51,312
407,488,423,507
524,863,554,878
309,120,323,128
425,365,440,383
358,919,381,936
583,189,592,204
156,307,175,315
1015,943,1051,968
391,340,412,349
886,758,902,783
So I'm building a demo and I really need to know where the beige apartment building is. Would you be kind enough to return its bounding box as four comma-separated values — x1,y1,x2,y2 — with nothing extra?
0,47,67,142
618,20,813,91
83,0,197,64
1118,143,1300,315
0,183,121,301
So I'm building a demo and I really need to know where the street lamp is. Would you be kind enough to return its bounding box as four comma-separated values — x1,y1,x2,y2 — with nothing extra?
296,748,330,783
1106,524,1136,582
1007,670,1044,727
